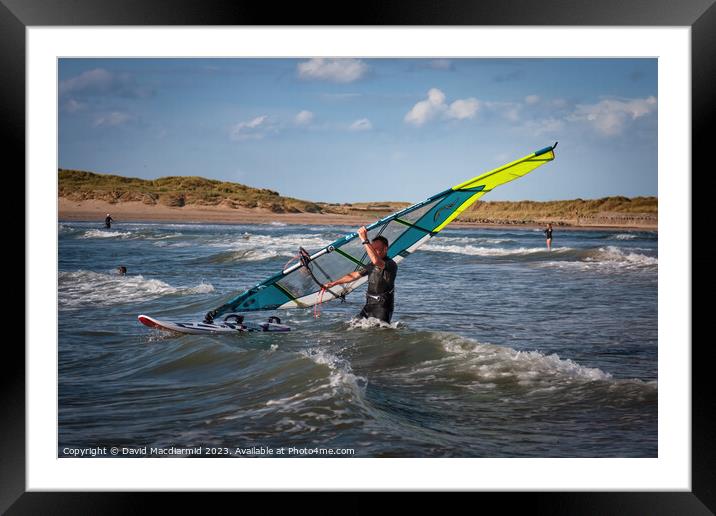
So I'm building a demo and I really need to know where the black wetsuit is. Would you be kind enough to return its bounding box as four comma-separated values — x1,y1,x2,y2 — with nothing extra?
105,216,114,229
544,227,553,240
357,257,398,323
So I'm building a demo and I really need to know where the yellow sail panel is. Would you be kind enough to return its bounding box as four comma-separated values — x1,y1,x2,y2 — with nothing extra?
433,190,488,232
453,148,555,192
434,146,556,232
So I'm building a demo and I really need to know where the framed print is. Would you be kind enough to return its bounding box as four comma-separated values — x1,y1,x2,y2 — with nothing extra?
6,0,711,512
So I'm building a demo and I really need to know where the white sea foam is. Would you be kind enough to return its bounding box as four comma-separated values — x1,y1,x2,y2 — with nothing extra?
429,236,516,245
58,270,214,308
153,241,194,248
206,233,332,262
346,317,402,330
423,244,567,257
539,246,657,272
209,248,284,262
432,334,655,396
80,229,133,239
614,233,637,240
183,282,216,295
299,347,368,395
59,224,80,234
390,333,618,391
593,246,657,265
435,333,614,387
143,232,184,241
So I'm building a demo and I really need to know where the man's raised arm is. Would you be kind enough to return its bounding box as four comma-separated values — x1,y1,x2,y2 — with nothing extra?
358,226,384,268
324,271,362,289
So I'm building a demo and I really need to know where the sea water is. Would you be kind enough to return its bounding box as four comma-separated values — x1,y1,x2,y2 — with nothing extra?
58,222,658,457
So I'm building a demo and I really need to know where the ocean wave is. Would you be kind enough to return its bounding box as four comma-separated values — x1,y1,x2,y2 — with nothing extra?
590,246,658,265
439,333,612,383
58,270,214,308
205,249,283,263
203,234,332,262
610,231,657,241
79,229,134,239
299,347,368,395
79,228,187,243
59,224,82,235
392,332,656,399
245,347,370,431
428,236,517,245
140,232,185,241
153,241,195,248
423,244,568,257
538,246,657,272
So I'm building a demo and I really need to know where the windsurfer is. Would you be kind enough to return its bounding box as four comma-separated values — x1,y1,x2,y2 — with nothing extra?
323,226,398,323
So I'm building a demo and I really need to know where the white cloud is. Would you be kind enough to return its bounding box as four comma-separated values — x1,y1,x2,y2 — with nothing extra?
404,88,447,126
504,106,521,122
447,98,480,120
59,68,150,98
525,95,540,105
569,96,657,136
524,117,565,136
483,100,522,122
294,110,315,126
230,115,276,141
297,58,368,83
64,99,87,113
349,118,372,131
93,111,133,127
60,68,114,97
405,88,481,126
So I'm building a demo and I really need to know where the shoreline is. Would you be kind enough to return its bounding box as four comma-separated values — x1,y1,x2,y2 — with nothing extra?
59,199,658,232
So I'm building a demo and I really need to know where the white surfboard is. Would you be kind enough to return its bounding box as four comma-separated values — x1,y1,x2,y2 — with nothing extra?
138,314,291,334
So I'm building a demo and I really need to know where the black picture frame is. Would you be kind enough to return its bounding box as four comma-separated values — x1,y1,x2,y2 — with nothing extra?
5,0,710,512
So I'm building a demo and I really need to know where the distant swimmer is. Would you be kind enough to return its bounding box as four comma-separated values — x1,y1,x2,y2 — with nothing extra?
544,223,553,251
117,266,127,275
105,214,114,229
323,226,398,324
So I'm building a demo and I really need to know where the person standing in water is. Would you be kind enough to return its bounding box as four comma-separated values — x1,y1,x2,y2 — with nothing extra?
323,226,398,324
544,223,553,251
104,213,114,229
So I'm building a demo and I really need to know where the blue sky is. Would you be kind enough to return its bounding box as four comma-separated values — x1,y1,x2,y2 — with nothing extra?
58,58,657,204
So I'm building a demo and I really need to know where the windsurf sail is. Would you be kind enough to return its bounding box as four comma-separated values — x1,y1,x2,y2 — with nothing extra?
204,143,557,321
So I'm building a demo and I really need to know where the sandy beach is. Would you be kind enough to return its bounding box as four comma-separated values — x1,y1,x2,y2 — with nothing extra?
59,198,658,231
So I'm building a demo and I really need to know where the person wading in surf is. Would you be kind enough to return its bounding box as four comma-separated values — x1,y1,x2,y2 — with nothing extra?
323,226,398,324
544,223,553,251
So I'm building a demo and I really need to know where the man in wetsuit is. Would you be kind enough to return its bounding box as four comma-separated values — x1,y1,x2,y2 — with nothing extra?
323,226,398,323
105,213,114,229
